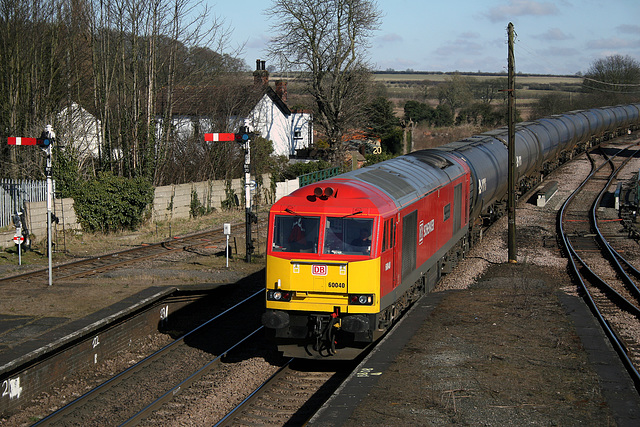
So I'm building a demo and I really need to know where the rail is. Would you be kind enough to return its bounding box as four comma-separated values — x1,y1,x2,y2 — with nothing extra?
33,290,265,425
558,143,640,392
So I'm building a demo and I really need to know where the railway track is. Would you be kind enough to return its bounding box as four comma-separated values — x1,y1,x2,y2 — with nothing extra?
216,360,352,426
0,219,267,285
559,140,640,389
33,290,273,426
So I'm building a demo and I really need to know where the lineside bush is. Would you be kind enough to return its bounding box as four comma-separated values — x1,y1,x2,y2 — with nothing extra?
73,172,154,233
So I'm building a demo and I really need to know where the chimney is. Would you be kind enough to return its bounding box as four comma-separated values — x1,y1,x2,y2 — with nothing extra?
253,59,269,86
275,80,288,102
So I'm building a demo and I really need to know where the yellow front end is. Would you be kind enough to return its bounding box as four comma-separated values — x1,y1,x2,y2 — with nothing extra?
265,255,381,314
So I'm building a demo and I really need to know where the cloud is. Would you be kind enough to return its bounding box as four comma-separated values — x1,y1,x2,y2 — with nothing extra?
433,33,485,57
377,33,403,45
486,0,559,23
586,37,639,50
537,28,573,41
617,24,640,35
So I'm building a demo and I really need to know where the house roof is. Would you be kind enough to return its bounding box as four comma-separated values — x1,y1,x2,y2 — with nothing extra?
263,85,291,116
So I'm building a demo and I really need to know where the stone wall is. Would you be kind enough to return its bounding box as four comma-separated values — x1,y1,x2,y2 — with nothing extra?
0,175,300,250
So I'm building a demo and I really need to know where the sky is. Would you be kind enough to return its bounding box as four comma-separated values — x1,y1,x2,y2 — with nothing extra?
206,0,640,75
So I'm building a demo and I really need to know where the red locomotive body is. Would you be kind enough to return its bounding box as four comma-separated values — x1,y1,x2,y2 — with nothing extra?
263,153,471,359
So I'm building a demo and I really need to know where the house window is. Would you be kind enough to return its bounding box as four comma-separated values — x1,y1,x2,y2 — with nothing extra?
293,129,303,140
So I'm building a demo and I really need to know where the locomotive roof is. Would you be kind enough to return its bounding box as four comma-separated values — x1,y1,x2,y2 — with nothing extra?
335,151,467,209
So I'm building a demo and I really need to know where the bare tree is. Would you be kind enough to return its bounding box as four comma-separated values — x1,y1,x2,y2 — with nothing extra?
436,73,473,119
582,54,640,94
265,0,382,152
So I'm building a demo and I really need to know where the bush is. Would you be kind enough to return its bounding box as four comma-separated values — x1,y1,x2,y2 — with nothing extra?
73,172,154,233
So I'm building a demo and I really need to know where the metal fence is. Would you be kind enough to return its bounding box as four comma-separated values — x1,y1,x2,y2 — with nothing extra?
0,179,52,228
298,167,342,187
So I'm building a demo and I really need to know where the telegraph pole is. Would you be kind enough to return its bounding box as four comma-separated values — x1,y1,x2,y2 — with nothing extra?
507,22,517,263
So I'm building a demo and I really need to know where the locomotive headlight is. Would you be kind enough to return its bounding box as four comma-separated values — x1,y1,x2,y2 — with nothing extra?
348,294,373,305
267,290,292,302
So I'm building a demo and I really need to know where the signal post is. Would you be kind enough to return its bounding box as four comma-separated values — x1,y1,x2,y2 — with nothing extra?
7,125,56,285
205,127,257,262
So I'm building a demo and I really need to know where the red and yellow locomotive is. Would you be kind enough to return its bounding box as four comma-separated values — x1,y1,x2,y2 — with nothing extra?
261,103,640,360
262,151,471,359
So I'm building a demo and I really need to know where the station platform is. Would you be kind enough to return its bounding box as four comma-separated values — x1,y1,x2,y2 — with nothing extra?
310,262,640,427
0,286,176,376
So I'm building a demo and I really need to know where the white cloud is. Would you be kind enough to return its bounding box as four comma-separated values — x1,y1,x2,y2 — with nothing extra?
537,28,573,41
617,24,640,35
586,37,639,50
486,0,559,23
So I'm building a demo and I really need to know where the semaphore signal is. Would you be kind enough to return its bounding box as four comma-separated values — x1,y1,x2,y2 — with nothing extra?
204,126,257,262
7,125,56,286
8,137,53,146
204,133,235,142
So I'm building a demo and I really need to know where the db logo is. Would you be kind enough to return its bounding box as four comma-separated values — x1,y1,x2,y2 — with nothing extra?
312,264,328,276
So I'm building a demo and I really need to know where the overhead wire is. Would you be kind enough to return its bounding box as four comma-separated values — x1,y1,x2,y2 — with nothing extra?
512,35,640,93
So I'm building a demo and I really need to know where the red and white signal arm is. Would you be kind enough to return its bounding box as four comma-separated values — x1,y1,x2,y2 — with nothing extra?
204,133,235,142
8,137,39,145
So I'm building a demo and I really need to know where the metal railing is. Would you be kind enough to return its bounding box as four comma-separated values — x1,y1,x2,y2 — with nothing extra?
298,167,342,187
0,179,51,228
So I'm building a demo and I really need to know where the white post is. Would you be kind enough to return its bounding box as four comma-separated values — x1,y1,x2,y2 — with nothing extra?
46,144,53,286
224,223,231,268
15,226,22,266
43,124,55,286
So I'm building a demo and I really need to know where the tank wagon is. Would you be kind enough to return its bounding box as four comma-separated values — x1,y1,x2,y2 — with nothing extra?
262,103,640,359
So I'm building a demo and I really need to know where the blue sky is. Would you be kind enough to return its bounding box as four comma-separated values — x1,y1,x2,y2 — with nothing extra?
207,0,640,75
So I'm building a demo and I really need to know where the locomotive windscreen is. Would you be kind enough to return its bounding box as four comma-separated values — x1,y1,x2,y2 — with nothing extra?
323,217,373,255
272,215,320,253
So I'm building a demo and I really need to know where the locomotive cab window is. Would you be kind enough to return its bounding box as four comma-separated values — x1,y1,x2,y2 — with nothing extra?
323,217,374,255
272,215,320,253
382,218,394,252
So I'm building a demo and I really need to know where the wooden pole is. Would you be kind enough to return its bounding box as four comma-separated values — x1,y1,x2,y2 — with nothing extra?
507,22,517,263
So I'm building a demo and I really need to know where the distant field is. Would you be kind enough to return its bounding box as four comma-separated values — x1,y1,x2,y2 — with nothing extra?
372,72,583,85
272,71,585,120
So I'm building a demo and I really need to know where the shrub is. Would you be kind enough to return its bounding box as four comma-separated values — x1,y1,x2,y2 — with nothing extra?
73,172,154,233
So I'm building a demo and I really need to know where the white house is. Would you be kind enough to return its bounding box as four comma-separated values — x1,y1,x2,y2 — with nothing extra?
154,63,312,158
56,103,102,159
245,60,313,157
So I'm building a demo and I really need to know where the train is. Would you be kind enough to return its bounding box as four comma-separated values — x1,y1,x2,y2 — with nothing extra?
261,103,640,359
